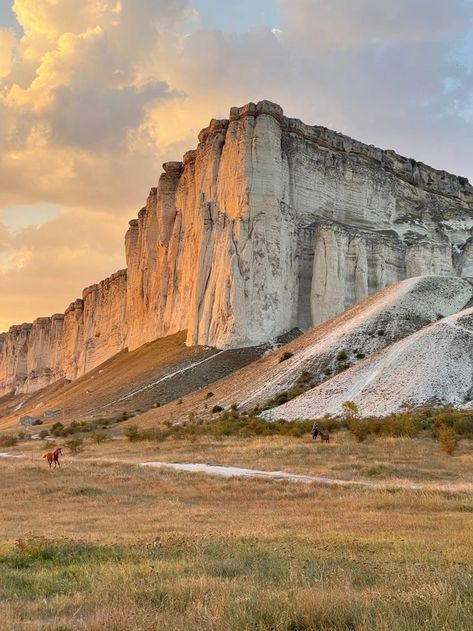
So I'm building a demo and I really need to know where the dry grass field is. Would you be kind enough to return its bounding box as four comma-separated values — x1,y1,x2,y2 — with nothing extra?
1,432,473,630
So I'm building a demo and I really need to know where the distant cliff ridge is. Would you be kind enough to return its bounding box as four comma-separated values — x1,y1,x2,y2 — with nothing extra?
2,100,473,396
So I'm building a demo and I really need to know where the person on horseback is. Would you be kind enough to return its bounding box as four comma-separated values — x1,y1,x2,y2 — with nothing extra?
311,421,319,441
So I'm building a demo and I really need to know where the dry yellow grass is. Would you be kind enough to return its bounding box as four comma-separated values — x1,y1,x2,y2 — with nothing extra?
1,434,473,629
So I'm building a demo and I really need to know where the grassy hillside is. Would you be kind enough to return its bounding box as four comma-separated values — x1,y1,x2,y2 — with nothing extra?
0,332,267,431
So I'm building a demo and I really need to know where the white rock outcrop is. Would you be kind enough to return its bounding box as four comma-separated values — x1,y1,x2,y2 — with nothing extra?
2,100,473,396
246,275,473,413
262,304,473,420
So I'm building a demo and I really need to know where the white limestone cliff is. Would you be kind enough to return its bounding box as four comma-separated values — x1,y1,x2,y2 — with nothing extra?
2,100,473,396
0,270,127,396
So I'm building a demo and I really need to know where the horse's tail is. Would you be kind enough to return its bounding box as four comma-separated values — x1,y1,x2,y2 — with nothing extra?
42,454,48,458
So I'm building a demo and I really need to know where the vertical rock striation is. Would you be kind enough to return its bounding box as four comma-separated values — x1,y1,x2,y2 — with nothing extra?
2,100,473,395
0,270,127,395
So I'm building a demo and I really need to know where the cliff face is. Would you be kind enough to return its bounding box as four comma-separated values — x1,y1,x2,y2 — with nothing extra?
0,270,127,396
2,100,473,396
126,100,473,350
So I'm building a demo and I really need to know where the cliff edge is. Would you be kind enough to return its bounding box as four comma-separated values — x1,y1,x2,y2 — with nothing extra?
2,100,473,396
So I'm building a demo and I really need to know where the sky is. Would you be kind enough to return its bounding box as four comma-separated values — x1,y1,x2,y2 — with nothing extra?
0,0,472,331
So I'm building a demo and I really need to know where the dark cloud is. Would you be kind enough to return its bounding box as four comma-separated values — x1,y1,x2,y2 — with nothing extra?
51,81,173,150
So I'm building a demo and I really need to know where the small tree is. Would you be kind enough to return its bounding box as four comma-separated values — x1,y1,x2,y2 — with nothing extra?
438,427,458,456
342,400,359,421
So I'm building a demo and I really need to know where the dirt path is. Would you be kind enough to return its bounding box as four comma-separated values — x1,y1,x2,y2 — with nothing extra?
138,461,473,492
4,450,473,492
139,461,381,487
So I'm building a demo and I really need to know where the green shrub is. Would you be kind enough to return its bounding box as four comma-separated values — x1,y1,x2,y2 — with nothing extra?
342,400,359,420
336,350,348,361
381,415,420,438
348,419,371,442
50,422,65,437
211,405,224,414
0,434,18,447
90,431,108,444
123,425,141,442
453,416,473,436
296,371,312,385
65,438,84,454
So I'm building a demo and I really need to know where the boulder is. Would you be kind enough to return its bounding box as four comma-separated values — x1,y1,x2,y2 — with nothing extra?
20,415,42,427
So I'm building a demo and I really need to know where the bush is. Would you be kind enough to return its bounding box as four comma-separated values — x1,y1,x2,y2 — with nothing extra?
90,431,108,444
336,350,348,362
438,427,458,456
348,419,371,442
50,422,65,437
205,392,214,399
117,412,129,422
0,434,18,448
381,415,420,438
211,405,224,414
342,400,359,420
123,425,141,442
296,371,312,385
65,438,84,454
279,351,294,363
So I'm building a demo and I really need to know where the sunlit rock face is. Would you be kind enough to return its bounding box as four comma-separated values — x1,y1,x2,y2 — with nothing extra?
126,100,472,349
0,271,127,396
2,100,473,395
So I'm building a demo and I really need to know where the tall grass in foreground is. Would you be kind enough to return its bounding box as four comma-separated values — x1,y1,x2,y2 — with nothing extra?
1,531,472,631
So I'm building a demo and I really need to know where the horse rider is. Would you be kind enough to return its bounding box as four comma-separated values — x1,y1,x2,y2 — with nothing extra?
311,421,319,440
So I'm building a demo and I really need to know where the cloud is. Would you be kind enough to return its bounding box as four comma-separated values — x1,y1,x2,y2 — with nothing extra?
0,208,126,330
1,0,473,331
280,0,473,49
0,27,16,77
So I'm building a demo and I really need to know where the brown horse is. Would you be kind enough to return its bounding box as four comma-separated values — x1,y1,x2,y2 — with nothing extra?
43,447,63,469
319,431,330,443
